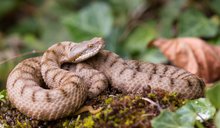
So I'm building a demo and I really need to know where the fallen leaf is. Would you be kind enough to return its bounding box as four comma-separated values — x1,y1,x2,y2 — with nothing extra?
149,37,220,83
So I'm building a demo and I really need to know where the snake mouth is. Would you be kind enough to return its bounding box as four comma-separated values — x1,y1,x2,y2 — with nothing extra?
73,43,103,63
69,37,105,63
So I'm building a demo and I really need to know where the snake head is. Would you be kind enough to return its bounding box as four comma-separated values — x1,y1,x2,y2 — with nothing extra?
69,37,105,63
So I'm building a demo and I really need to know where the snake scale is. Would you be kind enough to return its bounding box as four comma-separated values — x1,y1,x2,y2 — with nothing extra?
6,37,205,120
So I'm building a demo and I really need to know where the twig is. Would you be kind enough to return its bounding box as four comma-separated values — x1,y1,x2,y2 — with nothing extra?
196,113,206,122
0,50,44,65
141,97,162,111
109,94,117,97
141,113,157,117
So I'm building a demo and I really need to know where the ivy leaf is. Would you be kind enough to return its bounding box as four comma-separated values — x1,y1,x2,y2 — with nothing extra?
151,98,215,128
109,0,145,27
151,110,194,128
0,0,17,18
124,21,166,63
215,110,220,128
125,21,157,53
159,0,187,37
178,9,218,37
206,83,220,108
140,49,167,64
124,21,157,60
177,98,216,122
175,104,197,124
63,2,113,41
10,17,40,35
23,34,46,50
210,0,220,15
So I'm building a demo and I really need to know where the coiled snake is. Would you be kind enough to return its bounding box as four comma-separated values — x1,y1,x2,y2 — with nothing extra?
6,37,205,120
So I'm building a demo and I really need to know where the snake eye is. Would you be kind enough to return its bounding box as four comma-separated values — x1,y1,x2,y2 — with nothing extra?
88,44,94,48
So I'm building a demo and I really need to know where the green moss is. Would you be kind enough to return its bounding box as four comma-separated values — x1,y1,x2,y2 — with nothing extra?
125,119,133,126
147,93,156,99
16,120,31,128
1,124,10,128
94,112,101,119
102,108,113,121
104,97,113,104
83,116,94,128
62,120,70,127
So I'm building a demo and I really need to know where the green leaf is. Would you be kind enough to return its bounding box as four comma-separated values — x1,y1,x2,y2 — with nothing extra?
124,21,157,54
215,110,220,128
105,28,120,52
159,0,187,37
63,2,113,41
0,0,17,18
40,21,71,47
206,83,220,108
152,98,215,128
140,49,167,63
123,21,168,62
151,110,194,128
35,1,72,46
0,58,16,86
216,36,220,45
108,0,145,27
23,34,46,50
109,0,144,14
210,0,220,15
175,104,197,124
178,9,218,37
0,90,7,101
177,98,216,122
10,17,40,35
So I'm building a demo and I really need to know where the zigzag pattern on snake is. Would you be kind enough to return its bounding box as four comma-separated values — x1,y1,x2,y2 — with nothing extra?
6,37,205,120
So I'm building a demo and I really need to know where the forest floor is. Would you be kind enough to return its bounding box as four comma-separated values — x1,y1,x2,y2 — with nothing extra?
0,86,214,128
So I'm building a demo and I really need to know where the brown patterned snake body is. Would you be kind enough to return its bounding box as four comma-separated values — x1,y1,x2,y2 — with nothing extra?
7,37,205,120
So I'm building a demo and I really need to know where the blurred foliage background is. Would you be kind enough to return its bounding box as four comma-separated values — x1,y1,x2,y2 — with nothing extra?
0,0,220,89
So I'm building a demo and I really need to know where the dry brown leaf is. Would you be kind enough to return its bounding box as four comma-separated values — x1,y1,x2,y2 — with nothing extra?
149,37,220,83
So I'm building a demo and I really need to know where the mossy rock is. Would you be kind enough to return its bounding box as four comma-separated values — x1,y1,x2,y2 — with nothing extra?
0,88,186,128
